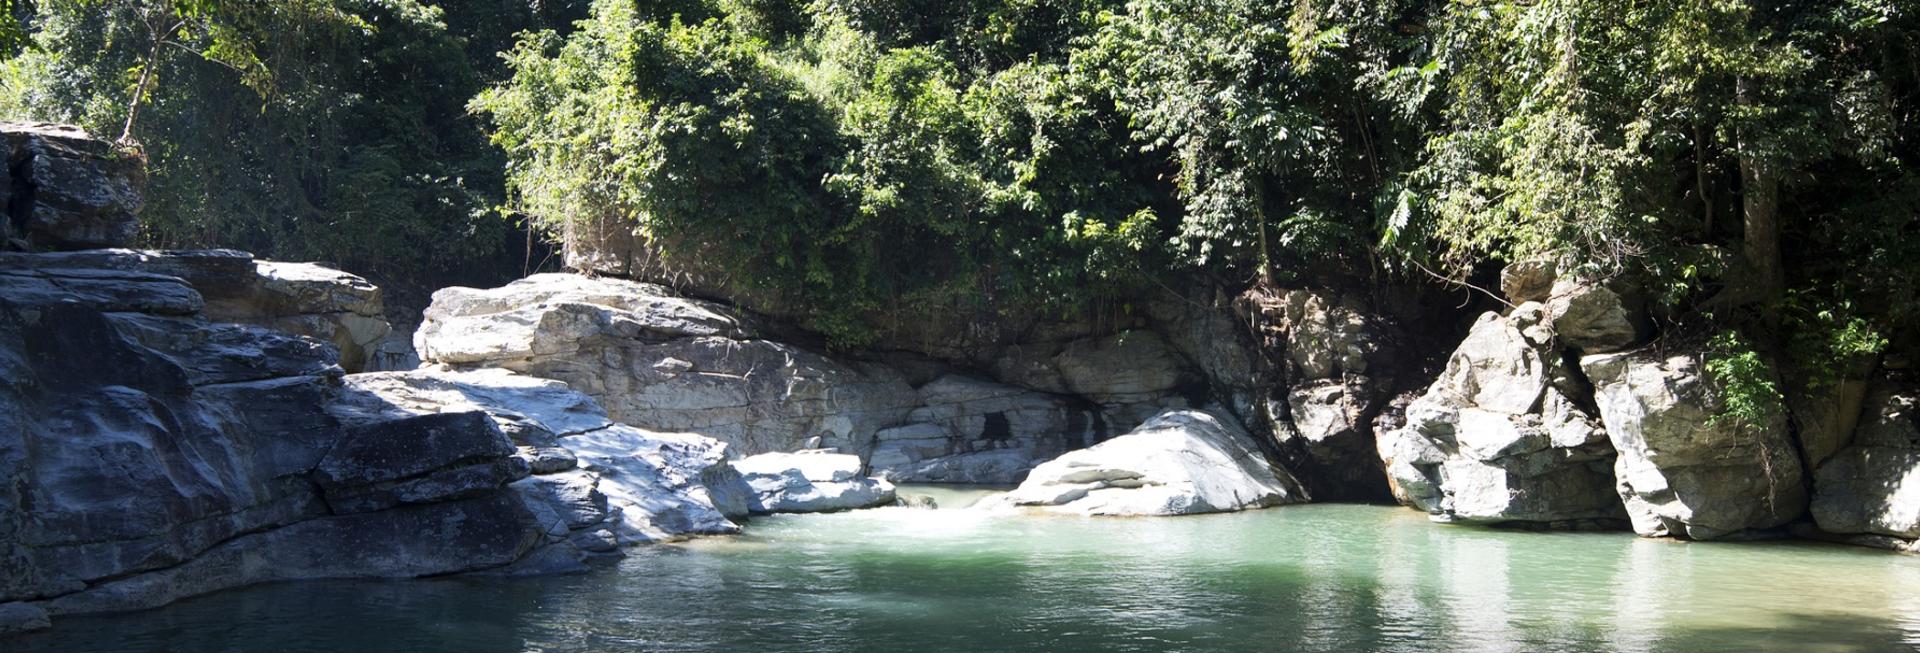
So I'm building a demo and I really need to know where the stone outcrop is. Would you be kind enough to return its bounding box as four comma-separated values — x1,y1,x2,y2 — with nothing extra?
985,410,1307,516
1,123,143,251
0,249,765,631
0,258,541,624
415,274,918,458
1810,377,1920,548
1377,305,1622,526
731,451,896,513
0,248,394,372
1584,348,1807,540
991,328,1200,429
869,375,1101,484
1243,287,1399,499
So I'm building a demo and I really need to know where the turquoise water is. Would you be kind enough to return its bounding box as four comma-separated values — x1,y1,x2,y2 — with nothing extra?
14,488,1920,652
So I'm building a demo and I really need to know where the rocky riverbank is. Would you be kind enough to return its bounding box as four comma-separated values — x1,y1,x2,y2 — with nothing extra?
5,121,1920,635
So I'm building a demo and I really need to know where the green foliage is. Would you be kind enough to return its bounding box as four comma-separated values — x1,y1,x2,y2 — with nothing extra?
0,0,581,300
1705,331,1788,432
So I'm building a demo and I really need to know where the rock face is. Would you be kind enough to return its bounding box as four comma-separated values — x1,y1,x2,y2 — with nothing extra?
0,249,394,372
731,451,896,513
1376,306,1622,525
991,329,1200,429
0,261,540,621
333,368,754,546
1584,349,1807,540
415,274,918,458
988,410,1307,516
1244,288,1399,499
0,250,757,631
202,260,392,373
869,375,1101,484
1811,378,1920,544
1,123,143,251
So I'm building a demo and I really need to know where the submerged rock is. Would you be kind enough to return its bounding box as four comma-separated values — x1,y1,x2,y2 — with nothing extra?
1584,348,1806,540
987,409,1306,516
1376,305,1622,526
731,451,896,513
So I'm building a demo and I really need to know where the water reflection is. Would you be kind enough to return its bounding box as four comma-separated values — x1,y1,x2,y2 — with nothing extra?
11,502,1920,653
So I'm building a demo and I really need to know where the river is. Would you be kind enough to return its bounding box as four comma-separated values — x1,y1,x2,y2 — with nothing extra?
14,486,1920,652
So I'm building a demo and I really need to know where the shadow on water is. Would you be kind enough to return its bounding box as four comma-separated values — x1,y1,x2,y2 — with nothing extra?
12,504,1920,653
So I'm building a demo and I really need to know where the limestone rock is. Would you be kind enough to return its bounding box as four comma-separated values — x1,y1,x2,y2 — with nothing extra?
869,375,1100,484
202,260,391,373
988,410,1306,516
1812,379,1920,541
415,273,917,457
1583,348,1806,540
1,123,143,250
1543,279,1647,354
732,451,896,513
559,425,750,541
1241,287,1397,500
1499,260,1557,304
1377,306,1622,525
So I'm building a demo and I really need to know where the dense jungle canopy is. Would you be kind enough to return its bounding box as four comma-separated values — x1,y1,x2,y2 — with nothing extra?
0,0,1914,400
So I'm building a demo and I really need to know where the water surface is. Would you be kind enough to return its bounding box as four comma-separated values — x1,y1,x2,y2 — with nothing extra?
16,489,1920,652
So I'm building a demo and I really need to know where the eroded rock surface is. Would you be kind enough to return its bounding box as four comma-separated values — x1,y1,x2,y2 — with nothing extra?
1812,378,1920,546
869,375,1101,484
1376,305,1622,526
987,410,1306,516
415,274,918,458
1,123,143,251
1584,349,1807,540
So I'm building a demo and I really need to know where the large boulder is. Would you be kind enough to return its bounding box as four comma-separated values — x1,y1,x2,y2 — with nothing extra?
731,451,896,513
1,123,143,251
414,274,918,458
986,410,1306,516
1811,378,1920,546
1543,279,1648,355
1583,348,1807,540
1376,305,1622,526
869,375,1102,485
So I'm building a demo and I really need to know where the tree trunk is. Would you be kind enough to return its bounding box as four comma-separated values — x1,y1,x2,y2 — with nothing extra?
1735,76,1784,305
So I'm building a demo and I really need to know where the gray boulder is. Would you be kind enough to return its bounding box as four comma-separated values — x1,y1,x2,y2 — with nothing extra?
1543,279,1648,355
1584,348,1806,540
731,451,896,513
986,410,1306,516
1811,379,1920,543
1500,260,1558,304
1377,305,1622,526
414,274,918,458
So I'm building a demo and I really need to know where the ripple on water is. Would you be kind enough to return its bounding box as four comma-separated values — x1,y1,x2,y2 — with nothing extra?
11,499,1920,653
